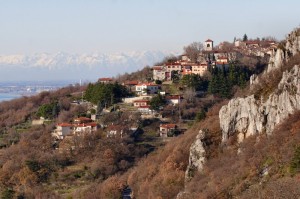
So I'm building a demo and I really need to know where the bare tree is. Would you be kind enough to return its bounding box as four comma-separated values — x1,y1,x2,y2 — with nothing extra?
183,87,196,103
220,41,234,52
184,42,203,62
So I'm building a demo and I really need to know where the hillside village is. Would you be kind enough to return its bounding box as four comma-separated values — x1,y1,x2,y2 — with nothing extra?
3,26,300,199
50,36,278,151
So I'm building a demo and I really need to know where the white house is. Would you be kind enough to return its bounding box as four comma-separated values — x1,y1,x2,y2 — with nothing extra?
165,62,182,73
98,78,113,84
191,63,208,76
133,99,150,107
152,66,166,81
166,95,181,105
74,122,97,135
52,123,73,140
138,105,153,114
159,123,177,137
74,117,93,124
135,83,160,95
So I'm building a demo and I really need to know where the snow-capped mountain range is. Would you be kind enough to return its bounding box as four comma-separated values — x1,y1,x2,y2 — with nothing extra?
0,51,170,81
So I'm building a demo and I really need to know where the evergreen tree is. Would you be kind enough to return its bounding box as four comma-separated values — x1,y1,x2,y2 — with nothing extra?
238,72,247,89
84,82,129,105
243,34,248,41
149,94,166,111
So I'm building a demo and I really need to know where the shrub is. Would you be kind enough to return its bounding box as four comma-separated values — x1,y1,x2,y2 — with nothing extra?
289,145,300,175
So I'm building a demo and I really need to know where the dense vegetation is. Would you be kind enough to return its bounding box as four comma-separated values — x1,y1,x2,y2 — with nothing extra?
208,64,250,97
1,29,300,198
84,82,129,107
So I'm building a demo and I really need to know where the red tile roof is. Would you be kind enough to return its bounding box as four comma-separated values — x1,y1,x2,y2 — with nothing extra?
98,78,113,82
165,62,181,66
160,124,177,129
57,123,73,127
245,40,260,45
75,122,97,127
153,66,162,70
136,83,158,86
205,39,213,42
124,80,139,85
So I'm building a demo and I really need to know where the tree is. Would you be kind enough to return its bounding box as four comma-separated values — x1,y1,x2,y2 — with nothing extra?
36,102,60,119
195,109,206,121
155,55,179,66
171,71,180,83
180,74,208,91
84,82,129,105
243,34,248,41
220,41,234,52
289,145,300,175
183,42,203,62
149,94,166,111
183,88,196,103
1,188,15,199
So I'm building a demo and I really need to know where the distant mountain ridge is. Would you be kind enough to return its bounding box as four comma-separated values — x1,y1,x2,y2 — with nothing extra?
0,51,170,81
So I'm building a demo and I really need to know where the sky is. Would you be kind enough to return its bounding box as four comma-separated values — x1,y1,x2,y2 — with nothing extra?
0,0,299,55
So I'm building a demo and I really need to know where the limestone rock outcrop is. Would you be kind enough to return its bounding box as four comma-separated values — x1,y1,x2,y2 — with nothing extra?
250,28,300,87
185,129,206,180
220,28,300,142
220,65,300,142
177,129,207,199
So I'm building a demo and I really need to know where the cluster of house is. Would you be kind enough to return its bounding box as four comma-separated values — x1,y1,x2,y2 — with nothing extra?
52,116,137,140
52,116,179,141
152,38,278,81
52,117,98,140
129,94,181,114
234,39,277,57
152,39,238,81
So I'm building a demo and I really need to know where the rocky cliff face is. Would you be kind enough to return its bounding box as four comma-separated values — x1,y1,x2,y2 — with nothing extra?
185,129,206,180
220,65,300,142
177,129,207,199
220,28,300,142
251,28,300,86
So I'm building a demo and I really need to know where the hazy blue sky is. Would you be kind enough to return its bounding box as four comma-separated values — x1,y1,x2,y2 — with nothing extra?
0,0,299,55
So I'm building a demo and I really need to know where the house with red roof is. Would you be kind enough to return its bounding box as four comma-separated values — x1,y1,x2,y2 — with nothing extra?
166,95,182,105
123,80,139,92
52,123,73,140
135,83,160,95
152,66,166,81
74,122,98,135
191,63,208,76
159,123,177,137
98,78,113,84
165,62,182,73
216,56,228,64
133,99,150,107
74,117,93,124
